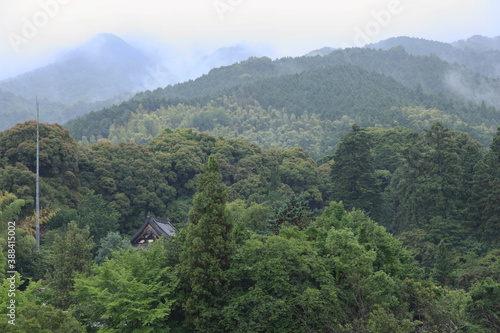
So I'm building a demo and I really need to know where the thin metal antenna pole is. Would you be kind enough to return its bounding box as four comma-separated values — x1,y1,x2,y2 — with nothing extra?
36,98,40,251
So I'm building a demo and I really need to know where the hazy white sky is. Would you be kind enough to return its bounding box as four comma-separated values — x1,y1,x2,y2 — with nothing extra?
0,0,499,78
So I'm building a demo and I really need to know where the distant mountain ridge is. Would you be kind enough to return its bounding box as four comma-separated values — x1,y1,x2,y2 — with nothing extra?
0,34,273,131
452,35,500,51
132,46,500,111
65,59,499,159
366,36,500,79
0,33,153,104
304,35,500,80
2,34,499,134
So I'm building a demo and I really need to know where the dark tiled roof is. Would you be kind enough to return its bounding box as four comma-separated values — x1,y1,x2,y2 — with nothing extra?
149,215,177,236
130,213,177,245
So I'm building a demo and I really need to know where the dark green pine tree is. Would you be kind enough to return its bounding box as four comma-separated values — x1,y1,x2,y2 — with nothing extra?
487,127,500,179
330,124,381,220
469,159,493,233
179,155,233,331
431,239,455,285
483,179,500,244
47,221,94,309
481,127,500,244
269,192,312,234
468,128,500,243
393,123,464,233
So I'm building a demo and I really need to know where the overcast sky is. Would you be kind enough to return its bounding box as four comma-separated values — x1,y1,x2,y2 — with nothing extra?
0,0,499,79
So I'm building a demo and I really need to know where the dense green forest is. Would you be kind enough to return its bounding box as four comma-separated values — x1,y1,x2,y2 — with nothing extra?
1,120,499,331
126,47,500,108
1,36,500,332
66,62,499,159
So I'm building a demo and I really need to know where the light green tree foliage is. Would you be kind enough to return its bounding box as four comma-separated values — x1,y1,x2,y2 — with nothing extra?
72,243,177,332
76,190,120,245
0,273,85,332
366,306,415,333
223,232,339,332
433,289,471,332
47,221,94,309
226,199,271,234
179,155,233,331
8,228,36,279
95,231,131,264
223,202,428,331
0,191,25,230
0,192,41,280
0,192,25,278
108,98,354,160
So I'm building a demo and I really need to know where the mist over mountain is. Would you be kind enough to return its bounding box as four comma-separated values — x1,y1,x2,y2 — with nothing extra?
0,34,271,131
304,47,336,57
131,45,500,112
65,49,500,159
452,35,500,52
1,33,499,134
0,88,131,132
127,41,274,89
0,34,153,104
366,36,500,79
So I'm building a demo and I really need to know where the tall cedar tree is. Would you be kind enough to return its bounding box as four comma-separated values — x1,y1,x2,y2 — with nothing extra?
470,127,500,243
47,221,94,309
483,127,500,243
330,124,381,220
393,123,464,235
179,155,233,331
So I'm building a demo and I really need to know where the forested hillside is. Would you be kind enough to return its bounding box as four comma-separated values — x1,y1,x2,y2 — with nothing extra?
368,36,500,79
127,46,500,108
0,34,153,131
1,34,500,332
1,121,499,331
66,62,499,159
0,34,153,104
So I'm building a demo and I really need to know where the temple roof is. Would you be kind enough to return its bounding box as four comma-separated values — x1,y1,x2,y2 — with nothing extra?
130,213,177,246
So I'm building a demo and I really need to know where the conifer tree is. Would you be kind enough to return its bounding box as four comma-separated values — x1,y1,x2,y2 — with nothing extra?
470,127,500,243
393,123,464,233
483,179,500,244
469,159,492,231
487,127,500,179
330,124,381,220
47,221,94,309
269,192,312,234
179,155,233,331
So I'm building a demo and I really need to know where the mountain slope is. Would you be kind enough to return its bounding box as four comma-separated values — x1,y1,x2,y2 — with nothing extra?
452,35,500,52
133,46,500,110
367,36,500,79
66,63,499,159
0,34,153,104
0,88,132,132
